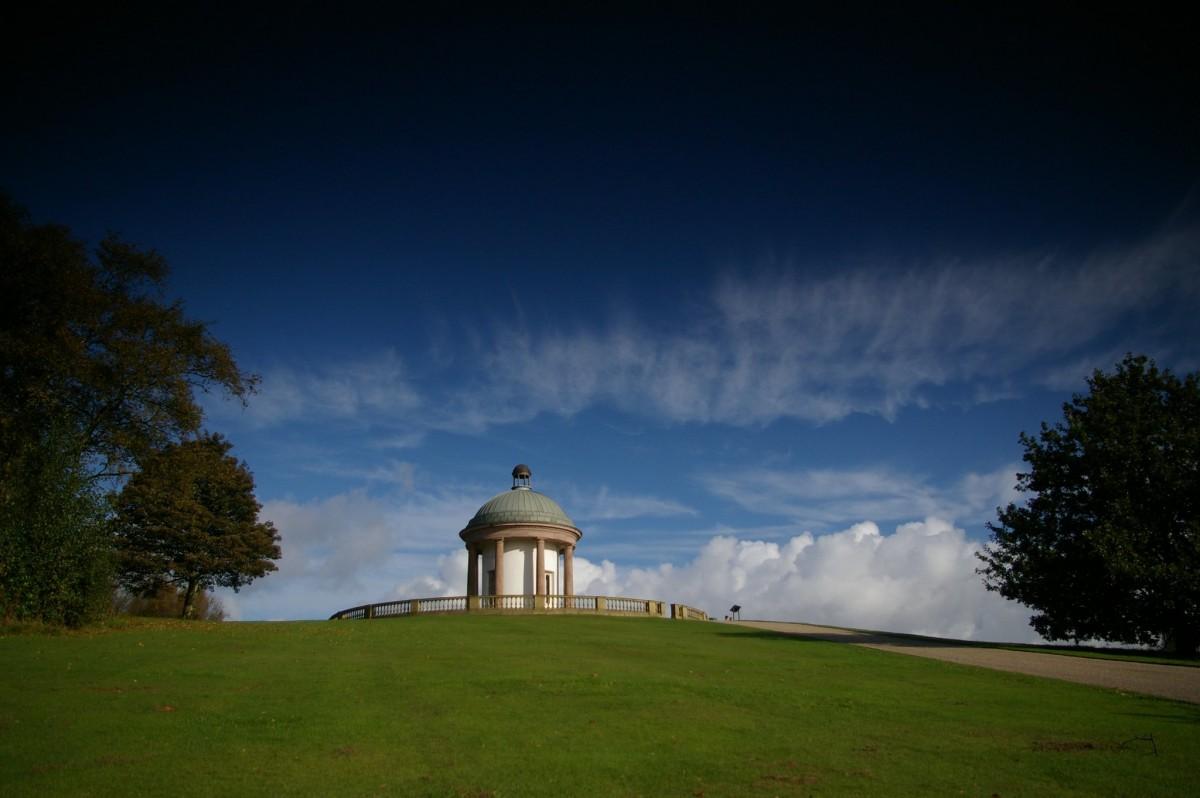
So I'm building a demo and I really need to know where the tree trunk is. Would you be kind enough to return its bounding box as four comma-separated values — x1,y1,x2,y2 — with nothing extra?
180,579,199,619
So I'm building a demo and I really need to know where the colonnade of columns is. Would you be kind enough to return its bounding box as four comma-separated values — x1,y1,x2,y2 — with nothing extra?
464,539,575,596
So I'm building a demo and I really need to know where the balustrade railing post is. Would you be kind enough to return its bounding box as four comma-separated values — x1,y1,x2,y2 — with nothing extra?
596,596,606,614
412,599,422,614
366,604,375,619
468,595,480,611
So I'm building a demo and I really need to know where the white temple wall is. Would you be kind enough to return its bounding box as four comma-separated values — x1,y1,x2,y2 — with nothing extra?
481,539,565,594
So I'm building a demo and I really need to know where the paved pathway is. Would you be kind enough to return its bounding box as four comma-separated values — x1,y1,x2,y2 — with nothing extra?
737,620,1200,704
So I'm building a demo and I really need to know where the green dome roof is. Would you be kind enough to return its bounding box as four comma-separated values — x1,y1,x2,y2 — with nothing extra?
466,488,575,529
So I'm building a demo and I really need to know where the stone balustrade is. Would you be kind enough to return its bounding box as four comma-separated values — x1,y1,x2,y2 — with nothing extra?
330,594,691,620
670,603,710,621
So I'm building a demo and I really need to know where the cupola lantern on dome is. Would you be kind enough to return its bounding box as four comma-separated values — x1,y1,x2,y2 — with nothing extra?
460,464,581,600
512,463,532,490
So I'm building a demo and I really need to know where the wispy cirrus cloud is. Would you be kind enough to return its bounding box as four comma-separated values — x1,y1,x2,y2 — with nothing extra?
303,459,418,490
208,348,421,428
698,464,1021,530
558,484,698,521
212,225,1198,435
455,225,1199,428
368,430,427,450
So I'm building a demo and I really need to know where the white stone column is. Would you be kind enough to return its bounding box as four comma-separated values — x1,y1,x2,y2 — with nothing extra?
536,537,545,595
564,544,574,596
494,538,504,596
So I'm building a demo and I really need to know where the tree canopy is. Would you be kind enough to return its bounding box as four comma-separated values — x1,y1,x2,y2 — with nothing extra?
0,194,256,489
113,433,280,619
1,195,260,624
978,354,1200,654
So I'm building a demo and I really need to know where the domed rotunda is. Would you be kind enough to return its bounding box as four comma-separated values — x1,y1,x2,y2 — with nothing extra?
459,465,581,599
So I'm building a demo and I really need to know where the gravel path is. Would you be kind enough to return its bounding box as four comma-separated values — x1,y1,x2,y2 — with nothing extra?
737,620,1200,704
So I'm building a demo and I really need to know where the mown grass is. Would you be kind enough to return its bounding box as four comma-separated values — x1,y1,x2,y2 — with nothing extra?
2,615,1197,796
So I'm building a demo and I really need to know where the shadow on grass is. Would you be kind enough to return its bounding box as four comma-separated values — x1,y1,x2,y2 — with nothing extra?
723,623,1199,667
1119,709,1200,726
715,628,904,646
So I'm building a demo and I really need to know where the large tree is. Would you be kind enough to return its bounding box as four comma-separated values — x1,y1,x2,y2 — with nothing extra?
113,433,280,619
978,354,1200,654
1,195,256,623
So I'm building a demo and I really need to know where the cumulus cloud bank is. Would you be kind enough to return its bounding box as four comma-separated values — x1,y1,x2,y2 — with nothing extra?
213,487,484,620
371,517,1039,643
577,518,1037,642
222,480,1038,641
217,482,712,620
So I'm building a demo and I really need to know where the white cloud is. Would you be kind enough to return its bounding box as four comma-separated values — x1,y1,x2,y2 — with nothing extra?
216,486,485,618
213,476,708,619
261,490,397,589
956,468,1023,518
450,226,1198,428
558,485,698,521
305,459,417,490
206,227,1197,437
224,489,1038,641
384,548,468,601
210,349,421,428
369,431,427,450
698,465,1021,528
576,518,1038,642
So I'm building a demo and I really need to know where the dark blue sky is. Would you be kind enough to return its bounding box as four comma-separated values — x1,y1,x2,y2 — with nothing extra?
4,6,1197,630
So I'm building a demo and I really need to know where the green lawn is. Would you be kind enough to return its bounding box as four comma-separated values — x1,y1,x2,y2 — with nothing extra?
2,616,1197,796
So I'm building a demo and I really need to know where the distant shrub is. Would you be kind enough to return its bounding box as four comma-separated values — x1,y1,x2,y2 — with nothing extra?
112,583,226,621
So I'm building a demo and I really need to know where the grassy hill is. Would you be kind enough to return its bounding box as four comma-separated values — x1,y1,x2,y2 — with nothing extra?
2,615,1197,796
